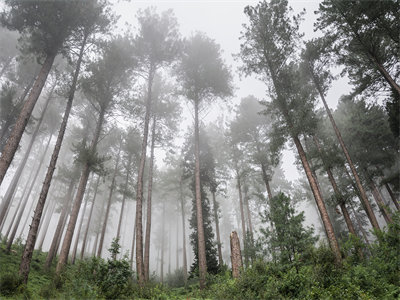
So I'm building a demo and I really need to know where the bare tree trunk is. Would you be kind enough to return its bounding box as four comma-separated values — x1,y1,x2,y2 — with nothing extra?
309,68,380,231
45,179,75,269
0,82,54,227
80,175,100,260
37,198,56,251
116,156,132,239
176,215,179,271
130,217,136,270
56,108,105,274
144,115,156,281
292,135,342,264
179,178,187,283
0,53,56,185
235,167,247,267
98,144,122,258
6,134,52,251
212,191,223,266
349,203,371,247
384,183,400,211
71,177,92,264
193,99,207,289
230,231,242,279
369,179,392,224
160,201,165,283
19,40,86,282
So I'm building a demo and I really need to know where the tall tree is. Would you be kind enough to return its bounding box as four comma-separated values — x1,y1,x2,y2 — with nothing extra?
132,7,181,285
239,0,342,264
176,32,232,288
56,36,134,274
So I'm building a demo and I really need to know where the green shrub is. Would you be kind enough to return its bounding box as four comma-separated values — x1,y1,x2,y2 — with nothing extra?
0,272,22,296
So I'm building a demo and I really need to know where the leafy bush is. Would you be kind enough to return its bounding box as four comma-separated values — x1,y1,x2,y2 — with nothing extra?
0,272,22,296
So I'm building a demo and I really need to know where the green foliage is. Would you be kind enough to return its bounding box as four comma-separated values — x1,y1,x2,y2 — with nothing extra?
259,192,318,265
0,272,22,297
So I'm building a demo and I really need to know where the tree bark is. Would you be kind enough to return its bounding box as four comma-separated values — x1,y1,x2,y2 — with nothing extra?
130,216,136,270
0,53,56,185
45,179,75,269
0,82,54,227
212,191,223,266
144,115,156,281
19,40,86,282
292,135,342,265
135,67,155,286
97,144,122,258
309,67,380,231
194,99,207,289
349,202,371,247
6,134,52,251
80,175,100,260
179,178,187,283
230,231,242,279
56,107,105,274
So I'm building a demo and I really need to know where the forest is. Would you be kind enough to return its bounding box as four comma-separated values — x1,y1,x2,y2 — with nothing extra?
0,0,399,299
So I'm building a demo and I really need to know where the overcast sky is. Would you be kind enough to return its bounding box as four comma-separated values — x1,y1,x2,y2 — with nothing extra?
113,0,352,182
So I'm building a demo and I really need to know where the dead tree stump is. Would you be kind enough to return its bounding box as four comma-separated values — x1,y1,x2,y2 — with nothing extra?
230,231,243,279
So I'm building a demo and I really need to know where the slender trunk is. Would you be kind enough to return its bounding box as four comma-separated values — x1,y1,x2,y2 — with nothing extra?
0,53,56,185
98,145,122,258
176,215,179,271
71,178,92,264
160,202,165,283
80,175,100,260
168,221,171,275
135,68,154,286
37,198,56,251
6,134,52,251
0,83,54,227
35,200,50,248
116,156,132,239
369,179,392,224
144,115,156,281
45,179,75,269
235,168,247,267
56,108,105,274
312,136,357,236
292,135,342,264
349,203,371,246
385,183,400,211
3,158,37,238
179,178,187,283
92,200,105,257
194,99,207,289
212,191,223,266
19,40,86,282
309,67,380,231
243,184,253,238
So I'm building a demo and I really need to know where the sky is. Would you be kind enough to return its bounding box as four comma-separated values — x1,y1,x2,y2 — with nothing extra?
113,0,352,182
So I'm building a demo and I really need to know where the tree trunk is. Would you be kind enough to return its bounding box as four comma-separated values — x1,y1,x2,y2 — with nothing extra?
71,178,92,264
45,179,75,269
0,52,56,185
235,167,247,267
19,40,86,282
349,202,371,247
260,162,273,200
312,136,358,236
80,175,100,260
130,217,136,270
56,107,105,274
292,135,342,265
97,144,122,258
179,178,187,283
193,99,207,289
135,68,155,286
144,115,156,281
309,68,380,231
0,82,54,227
368,179,392,224
212,191,223,266
384,183,400,211
3,158,37,239
176,215,179,271
6,134,52,251
230,231,242,279
37,198,56,251
116,155,132,239
160,202,165,283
